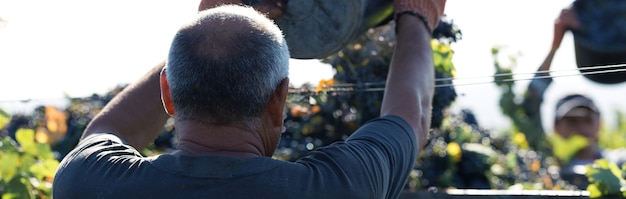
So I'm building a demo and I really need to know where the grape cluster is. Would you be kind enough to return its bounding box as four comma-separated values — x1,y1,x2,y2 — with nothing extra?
275,18,463,161
432,15,462,43
409,110,578,190
431,71,457,128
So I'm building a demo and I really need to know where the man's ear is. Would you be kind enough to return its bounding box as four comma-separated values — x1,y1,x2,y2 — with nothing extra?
160,67,175,116
268,78,290,127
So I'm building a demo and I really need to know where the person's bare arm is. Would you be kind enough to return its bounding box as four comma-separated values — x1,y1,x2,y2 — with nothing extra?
382,0,444,148
525,6,581,127
541,6,580,72
81,62,170,150
381,14,434,148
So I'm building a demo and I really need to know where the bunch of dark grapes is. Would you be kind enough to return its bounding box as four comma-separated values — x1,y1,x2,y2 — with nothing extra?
277,17,465,162
432,15,462,44
1,114,32,142
409,110,577,190
429,16,461,128
431,71,457,128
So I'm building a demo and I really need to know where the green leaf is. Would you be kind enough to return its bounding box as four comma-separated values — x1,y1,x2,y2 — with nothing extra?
506,152,517,169
0,138,18,153
21,141,54,159
586,159,626,197
587,184,603,198
16,155,35,176
3,176,34,199
0,128,58,199
29,159,59,180
0,111,9,130
0,152,18,183
15,128,35,148
29,164,47,181
32,143,54,160
491,47,499,56
550,134,589,165
432,41,456,77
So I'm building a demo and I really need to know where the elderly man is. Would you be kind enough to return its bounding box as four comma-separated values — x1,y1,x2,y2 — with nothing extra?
53,1,445,198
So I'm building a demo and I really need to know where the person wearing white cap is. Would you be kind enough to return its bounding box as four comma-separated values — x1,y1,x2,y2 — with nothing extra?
552,94,601,165
518,5,626,188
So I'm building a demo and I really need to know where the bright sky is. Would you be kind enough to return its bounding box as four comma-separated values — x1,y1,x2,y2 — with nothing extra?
1,0,625,132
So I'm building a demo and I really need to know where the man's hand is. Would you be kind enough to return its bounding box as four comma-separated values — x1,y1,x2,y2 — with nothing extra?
394,0,446,32
198,0,286,19
254,0,287,19
198,0,241,11
552,7,580,51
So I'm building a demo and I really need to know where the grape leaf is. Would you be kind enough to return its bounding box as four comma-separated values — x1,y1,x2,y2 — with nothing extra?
432,40,456,77
15,128,35,148
586,159,626,198
3,176,35,199
550,134,589,165
0,152,18,183
29,159,59,181
0,110,9,130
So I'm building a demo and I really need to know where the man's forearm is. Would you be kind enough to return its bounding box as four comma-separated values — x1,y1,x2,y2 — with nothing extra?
82,61,170,150
381,14,434,148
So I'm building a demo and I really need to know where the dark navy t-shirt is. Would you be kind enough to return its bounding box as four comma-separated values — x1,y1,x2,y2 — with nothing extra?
53,115,417,199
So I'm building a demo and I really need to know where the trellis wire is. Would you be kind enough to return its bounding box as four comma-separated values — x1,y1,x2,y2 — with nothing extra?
0,63,625,103
289,63,626,95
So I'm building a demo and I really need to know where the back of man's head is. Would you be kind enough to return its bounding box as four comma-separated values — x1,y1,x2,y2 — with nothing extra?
166,5,290,125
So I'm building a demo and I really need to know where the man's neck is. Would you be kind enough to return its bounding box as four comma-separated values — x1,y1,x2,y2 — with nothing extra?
172,120,266,158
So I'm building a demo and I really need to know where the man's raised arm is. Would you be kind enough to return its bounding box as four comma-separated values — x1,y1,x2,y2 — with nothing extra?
381,0,446,148
81,62,170,150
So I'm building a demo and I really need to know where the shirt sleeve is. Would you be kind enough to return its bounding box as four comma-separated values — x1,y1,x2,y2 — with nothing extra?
53,133,144,198
295,115,417,199
347,115,418,198
523,73,553,120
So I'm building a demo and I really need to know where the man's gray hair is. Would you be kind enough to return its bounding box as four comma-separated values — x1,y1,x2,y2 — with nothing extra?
166,5,290,125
